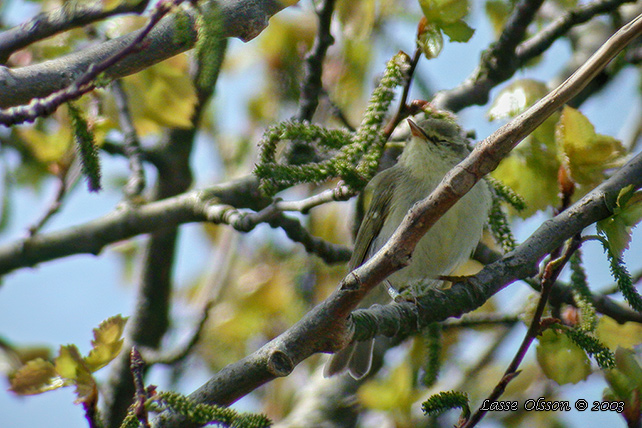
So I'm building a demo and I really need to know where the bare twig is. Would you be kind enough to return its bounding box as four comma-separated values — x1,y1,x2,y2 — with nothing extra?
274,184,355,213
462,237,580,428
130,347,152,428
27,159,81,236
441,314,520,329
295,0,337,122
518,0,636,60
111,80,146,198
141,301,214,366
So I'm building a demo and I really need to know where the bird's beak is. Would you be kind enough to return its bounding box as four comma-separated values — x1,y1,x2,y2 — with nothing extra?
407,118,428,140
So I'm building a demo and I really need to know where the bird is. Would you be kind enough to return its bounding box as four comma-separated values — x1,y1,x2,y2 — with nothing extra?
324,113,492,380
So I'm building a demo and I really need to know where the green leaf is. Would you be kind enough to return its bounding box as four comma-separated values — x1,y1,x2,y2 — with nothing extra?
484,0,512,37
597,317,642,350
536,329,592,385
555,106,626,188
597,186,642,257
491,145,559,217
54,345,84,380
604,347,642,405
85,315,128,372
419,0,470,23
440,19,475,42
615,347,642,388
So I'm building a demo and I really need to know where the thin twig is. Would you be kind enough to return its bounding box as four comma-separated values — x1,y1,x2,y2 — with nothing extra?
111,80,146,198
462,237,581,428
130,347,152,428
27,159,81,236
441,314,520,329
274,184,355,213
295,0,337,122
517,0,636,60
141,301,214,365
383,48,422,137
204,202,352,263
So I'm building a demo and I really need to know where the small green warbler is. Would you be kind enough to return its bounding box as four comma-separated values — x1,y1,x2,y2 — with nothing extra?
325,113,492,379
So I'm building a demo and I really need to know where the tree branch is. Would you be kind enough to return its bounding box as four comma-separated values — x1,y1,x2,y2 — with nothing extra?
0,0,150,64
295,0,336,122
0,0,293,110
433,0,635,112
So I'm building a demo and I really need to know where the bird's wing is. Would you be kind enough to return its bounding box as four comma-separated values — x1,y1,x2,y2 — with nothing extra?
349,168,399,271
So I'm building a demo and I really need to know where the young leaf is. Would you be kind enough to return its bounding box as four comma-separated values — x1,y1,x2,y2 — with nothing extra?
536,329,591,385
556,106,626,188
55,345,84,380
85,314,128,372
419,0,470,23
9,358,64,395
597,185,642,257
440,20,475,42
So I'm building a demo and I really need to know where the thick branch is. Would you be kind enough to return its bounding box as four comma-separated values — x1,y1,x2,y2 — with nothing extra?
0,177,267,276
0,0,150,64
0,0,292,109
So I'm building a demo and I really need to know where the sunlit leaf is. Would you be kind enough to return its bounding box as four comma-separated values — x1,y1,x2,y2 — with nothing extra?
488,79,549,120
604,347,642,410
54,345,98,404
419,0,470,23
73,361,97,405
597,317,642,350
85,315,128,372
440,20,475,42
491,142,559,217
556,106,626,188
55,345,84,380
536,329,591,385
9,358,64,395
